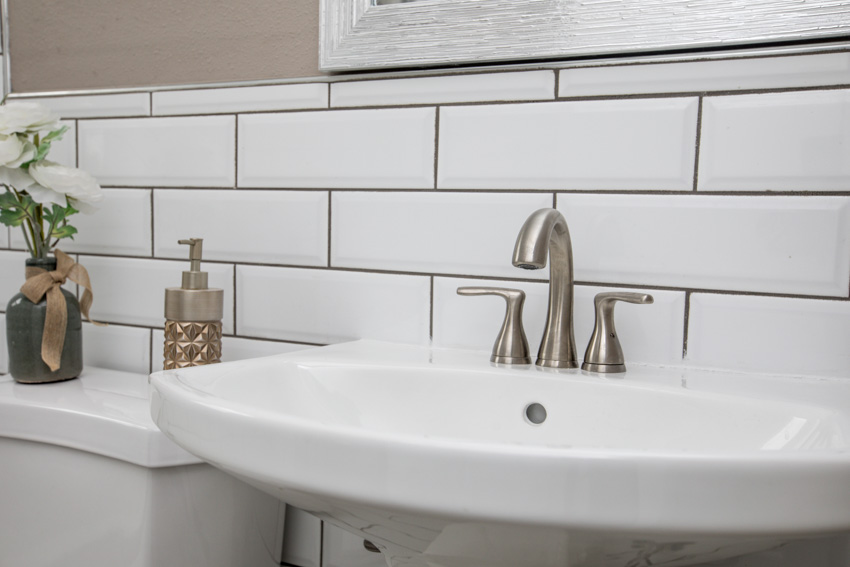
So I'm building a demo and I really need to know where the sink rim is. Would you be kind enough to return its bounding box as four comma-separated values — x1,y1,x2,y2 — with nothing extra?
149,340,850,536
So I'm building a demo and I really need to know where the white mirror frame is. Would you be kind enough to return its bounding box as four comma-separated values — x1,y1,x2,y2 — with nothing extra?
320,0,850,71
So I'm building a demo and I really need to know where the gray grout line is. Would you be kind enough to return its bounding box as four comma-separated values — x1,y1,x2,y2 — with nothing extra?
27,83,850,122
692,97,704,192
433,107,440,189
682,291,691,359
233,114,239,187
149,190,155,257
429,276,435,341
71,185,850,196
327,191,333,267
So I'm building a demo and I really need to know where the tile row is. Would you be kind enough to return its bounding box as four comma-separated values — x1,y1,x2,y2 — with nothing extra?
51,87,849,191
2,254,847,377
24,51,849,119
10,191,845,298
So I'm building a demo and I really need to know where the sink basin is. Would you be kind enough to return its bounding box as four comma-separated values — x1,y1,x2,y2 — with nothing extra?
150,340,850,567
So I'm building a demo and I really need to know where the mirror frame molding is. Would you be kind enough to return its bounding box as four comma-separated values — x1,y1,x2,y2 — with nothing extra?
320,0,850,71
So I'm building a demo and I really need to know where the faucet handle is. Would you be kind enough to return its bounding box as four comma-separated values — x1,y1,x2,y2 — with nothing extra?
582,292,653,374
457,287,531,365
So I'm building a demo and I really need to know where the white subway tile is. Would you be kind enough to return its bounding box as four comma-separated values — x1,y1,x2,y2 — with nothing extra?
16,189,152,257
331,192,552,278
81,256,234,332
559,52,850,97
153,83,328,116
154,189,327,265
78,116,235,187
82,323,151,375
558,194,850,297
331,70,555,107
220,336,315,363
699,90,850,192
236,266,430,344
23,93,150,118
688,294,850,377
433,277,684,365
438,98,698,190
0,226,7,248
0,313,5,374
238,108,435,189
50,120,76,167
0,250,30,306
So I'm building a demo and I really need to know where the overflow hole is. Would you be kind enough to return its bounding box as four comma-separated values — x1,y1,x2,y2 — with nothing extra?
525,402,547,425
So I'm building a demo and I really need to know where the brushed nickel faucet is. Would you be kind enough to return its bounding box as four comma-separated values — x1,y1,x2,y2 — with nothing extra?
512,208,577,369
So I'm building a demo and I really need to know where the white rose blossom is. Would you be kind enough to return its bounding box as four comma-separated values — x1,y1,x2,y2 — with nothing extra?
0,102,60,135
28,160,103,213
0,134,36,169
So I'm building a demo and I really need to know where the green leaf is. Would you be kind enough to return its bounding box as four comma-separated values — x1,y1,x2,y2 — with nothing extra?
43,203,68,225
50,224,77,240
42,126,69,144
0,190,18,209
0,207,27,227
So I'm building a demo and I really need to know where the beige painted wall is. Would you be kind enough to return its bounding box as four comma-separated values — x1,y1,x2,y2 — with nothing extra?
8,0,322,93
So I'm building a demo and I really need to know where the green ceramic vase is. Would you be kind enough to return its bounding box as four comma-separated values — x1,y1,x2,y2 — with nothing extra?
5,257,82,384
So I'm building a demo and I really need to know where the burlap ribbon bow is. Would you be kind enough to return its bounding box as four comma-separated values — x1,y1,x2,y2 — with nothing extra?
20,250,105,371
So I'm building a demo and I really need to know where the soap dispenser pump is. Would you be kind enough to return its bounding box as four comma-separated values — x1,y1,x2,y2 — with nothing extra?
163,238,224,369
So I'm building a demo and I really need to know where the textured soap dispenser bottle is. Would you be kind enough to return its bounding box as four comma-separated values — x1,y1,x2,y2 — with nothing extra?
163,238,224,369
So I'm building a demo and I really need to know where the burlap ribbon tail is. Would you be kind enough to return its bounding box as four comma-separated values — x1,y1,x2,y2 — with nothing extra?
20,249,105,372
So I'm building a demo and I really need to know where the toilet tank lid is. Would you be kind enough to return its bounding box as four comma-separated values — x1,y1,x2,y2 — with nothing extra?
0,368,202,468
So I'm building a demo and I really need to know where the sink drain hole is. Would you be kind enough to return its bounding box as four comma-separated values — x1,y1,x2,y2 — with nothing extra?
524,402,547,425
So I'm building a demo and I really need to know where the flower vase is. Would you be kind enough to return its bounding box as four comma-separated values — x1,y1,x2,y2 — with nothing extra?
5,257,83,383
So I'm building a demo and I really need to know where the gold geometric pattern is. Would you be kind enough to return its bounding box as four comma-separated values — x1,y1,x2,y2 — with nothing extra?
164,320,222,369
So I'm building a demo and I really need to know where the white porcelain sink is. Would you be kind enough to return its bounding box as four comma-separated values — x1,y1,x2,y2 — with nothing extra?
150,340,850,567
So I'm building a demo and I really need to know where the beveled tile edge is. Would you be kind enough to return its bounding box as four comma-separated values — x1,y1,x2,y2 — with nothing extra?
152,83,329,116
23,93,151,119
331,69,556,108
558,51,850,98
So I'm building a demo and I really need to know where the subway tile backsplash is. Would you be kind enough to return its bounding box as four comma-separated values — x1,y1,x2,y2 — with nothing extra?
4,49,849,378
238,107,435,189
698,89,850,192
437,97,699,190
154,189,328,265
78,116,236,187
330,70,555,107
331,191,552,278
557,194,850,297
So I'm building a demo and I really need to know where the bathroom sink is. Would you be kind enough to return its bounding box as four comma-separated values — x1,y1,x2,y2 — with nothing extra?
150,340,850,567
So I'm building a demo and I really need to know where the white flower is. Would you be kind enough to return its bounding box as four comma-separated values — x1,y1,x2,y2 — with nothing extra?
0,134,35,168
0,102,60,136
0,165,35,190
28,160,103,212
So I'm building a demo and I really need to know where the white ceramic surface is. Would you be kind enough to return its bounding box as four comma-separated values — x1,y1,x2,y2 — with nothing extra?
27,93,151,118
331,70,555,107
698,89,850,192
153,83,328,115
558,52,850,97
687,293,850,378
154,189,328,265
557,194,850,297
237,108,435,189
78,115,236,187
150,340,850,567
331,191,552,278
0,368,284,567
235,266,431,344
437,97,698,190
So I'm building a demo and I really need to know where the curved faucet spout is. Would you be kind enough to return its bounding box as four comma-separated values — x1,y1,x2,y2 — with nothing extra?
512,208,577,368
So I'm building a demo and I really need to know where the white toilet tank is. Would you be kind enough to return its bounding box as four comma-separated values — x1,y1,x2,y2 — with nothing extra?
0,368,285,567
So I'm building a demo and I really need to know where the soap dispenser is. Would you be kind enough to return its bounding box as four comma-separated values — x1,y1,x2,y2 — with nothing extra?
163,238,224,369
